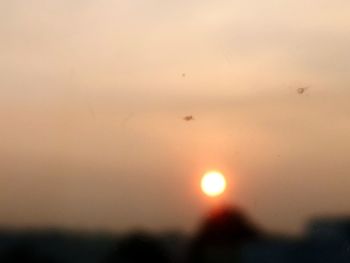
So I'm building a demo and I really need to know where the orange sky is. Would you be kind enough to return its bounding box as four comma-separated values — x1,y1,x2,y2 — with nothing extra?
1,0,350,234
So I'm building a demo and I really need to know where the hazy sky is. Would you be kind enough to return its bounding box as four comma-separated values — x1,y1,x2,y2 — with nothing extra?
1,0,350,234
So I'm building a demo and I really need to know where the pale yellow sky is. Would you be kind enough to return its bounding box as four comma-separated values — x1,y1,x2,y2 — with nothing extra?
1,0,350,234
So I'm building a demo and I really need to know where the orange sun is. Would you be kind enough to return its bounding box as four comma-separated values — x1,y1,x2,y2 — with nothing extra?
201,171,227,197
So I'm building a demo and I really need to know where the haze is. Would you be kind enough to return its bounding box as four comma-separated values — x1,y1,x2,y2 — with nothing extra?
1,0,350,234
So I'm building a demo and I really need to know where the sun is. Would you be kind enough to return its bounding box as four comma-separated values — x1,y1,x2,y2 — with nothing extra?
201,171,227,197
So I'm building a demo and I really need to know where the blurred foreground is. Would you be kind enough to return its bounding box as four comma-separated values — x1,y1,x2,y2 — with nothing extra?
0,207,349,263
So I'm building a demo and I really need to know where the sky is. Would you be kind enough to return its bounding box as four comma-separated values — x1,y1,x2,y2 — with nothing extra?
1,0,350,234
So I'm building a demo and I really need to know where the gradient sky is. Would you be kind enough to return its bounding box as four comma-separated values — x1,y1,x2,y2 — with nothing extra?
1,0,350,234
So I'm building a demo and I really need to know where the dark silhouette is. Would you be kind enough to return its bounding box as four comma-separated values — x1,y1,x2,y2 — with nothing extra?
105,232,170,263
188,206,260,263
0,213,349,263
2,242,54,263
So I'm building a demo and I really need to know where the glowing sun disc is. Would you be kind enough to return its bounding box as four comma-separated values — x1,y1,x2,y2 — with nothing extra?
201,171,226,197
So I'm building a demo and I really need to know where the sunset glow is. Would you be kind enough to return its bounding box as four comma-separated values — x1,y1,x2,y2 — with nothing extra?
201,171,227,197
